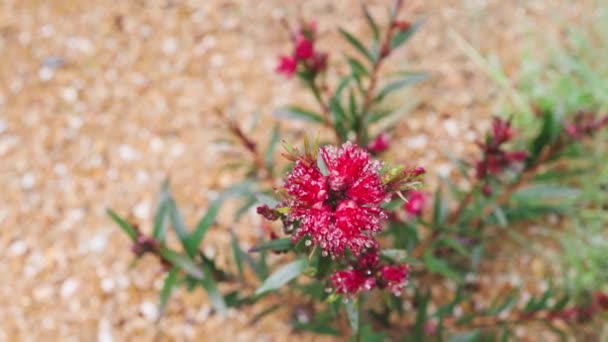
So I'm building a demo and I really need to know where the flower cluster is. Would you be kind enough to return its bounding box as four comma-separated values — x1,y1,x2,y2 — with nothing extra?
328,249,409,296
475,117,528,181
276,21,328,78
282,142,389,256
564,110,608,140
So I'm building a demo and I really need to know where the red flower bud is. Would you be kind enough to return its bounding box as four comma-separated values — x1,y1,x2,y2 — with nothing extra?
367,132,391,154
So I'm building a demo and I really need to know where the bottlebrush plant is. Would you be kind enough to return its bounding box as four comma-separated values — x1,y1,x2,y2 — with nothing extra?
108,1,608,340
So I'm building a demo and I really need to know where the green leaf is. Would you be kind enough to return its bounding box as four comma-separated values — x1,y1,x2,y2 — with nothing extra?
362,5,379,41
339,28,374,63
374,72,428,102
249,237,292,253
250,304,282,325
153,180,171,243
160,249,203,279
512,184,581,203
448,330,482,342
347,57,369,78
167,199,190,246
185,196,223,257
317,152,329,176
256,193,279,207
530,109,562,159
390,19,423,50
158,267,179,318
423,251,462,281
230,230,244,280
381,249,408,262
274,106,325,124
493,205,508,228
107,209,138,241
432,186,448,226
264,123,280,169
200,262,227,314
344,299,359,334
255,258,307,295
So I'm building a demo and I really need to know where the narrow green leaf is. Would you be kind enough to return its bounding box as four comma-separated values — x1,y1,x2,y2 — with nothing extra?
344,299,359,334
274,106,325,124
161,249,203,279
249,237,292,253
107,209,138,241
317,152,329,176
423,251,462,281
381,249,408,262
153,180,172,242
264,123,280,169
493,205,508,228
347,57,369,77
362,5,379,41
432,186,448,226
339,28,374,63
230,230,244,280
200,262,227,314
255,258,307,295
158,267,179,318
374,72,428,102
167,199,190,246
256,193,279,207
512,184,580,203
390,19,423,50
185,197,223,257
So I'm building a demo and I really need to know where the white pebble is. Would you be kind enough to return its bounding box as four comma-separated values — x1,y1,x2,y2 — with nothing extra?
60,278,79,298
100,278,115,293
21,172,36,190
8,240,27,257
118,144,139,161
443,119,459,137
162,38,178,55
97,319,114,342
39,67,54,81
89,233,108,253
139,301,158,321
61,87,79,103
133,200,150,220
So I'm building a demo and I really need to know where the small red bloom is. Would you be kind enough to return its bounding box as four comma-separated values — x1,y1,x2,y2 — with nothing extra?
294,37,315,60
491,117,513,145
328,249,408,296
276,55,297,77
378,264,409,296
367,132,391,154
284,142,388,256
404,191,426,217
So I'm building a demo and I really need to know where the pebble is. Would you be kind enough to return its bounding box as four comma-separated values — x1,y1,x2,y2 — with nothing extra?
139,301,158,321
118,144,139,161
21,172,36,190
100,278,115,293
133,200,150,220
60,278,79,298
162,37,178,55
39,67,54,81
8,240,27,257
97,319,114,342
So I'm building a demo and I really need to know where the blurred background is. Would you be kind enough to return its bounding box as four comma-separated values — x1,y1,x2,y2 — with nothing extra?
1,0,605,340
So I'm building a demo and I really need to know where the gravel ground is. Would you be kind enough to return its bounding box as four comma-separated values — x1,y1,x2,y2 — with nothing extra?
0,0,596,340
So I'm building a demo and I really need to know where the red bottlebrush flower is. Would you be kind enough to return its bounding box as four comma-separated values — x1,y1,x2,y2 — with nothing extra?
294,37,315,60
412,166,426,177
491,117,513,145
256,204,280,221
378,264,409,296
284,142,388,256
310,52,328,73
329,269,376,295
505,150,528,163
594,292,608,310
393,20,412,31
276,55,297,77
404,191,426,217
367,132,391,154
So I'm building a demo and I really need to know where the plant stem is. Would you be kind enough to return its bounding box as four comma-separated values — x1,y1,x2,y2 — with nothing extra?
356,0,403,145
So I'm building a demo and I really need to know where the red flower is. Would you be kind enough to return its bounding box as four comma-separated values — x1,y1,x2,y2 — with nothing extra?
367,132,391,154
275,55,297,77
329,269,376,295
475,117,528,180
294,37,315,60
491,117,513,145
378,264,409,296
284,142,388,256
328,249,408,296
404,191,426,217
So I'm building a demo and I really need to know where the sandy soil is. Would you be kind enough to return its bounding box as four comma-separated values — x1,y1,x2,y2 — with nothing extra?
0,0,597,340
